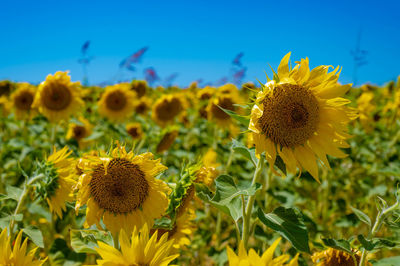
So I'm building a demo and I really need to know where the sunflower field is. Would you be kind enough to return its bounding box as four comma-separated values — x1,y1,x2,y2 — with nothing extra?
0,53,400,266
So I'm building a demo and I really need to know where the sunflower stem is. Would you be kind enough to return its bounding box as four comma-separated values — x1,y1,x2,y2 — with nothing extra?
359,200,399,266
113,231,120,249
242,156,264,249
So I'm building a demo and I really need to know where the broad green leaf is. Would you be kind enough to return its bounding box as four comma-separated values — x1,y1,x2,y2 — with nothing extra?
257,207,311,253
6,185,23,201
321,238,353,254
357,235,375,251
350,206,371,227
373,238,398,248
195,175,261,222
218,106,250,127
23,226,44,248
373,256,400,266
231,139,257,167
70,229,113,254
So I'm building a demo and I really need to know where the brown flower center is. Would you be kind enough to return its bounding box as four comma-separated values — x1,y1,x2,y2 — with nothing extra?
42,83,72,111
258,84,319,147
90,158,149,213
15,92,34,110
154,97,183,122
211,97,235,120
73,125,86,139
127,127,141,139
105,90,127,111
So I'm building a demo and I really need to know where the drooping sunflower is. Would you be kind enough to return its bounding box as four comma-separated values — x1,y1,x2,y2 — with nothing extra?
98,84,136,122
10,82,36,119
66,116,93,147
38,146,77,218
0,228,47,265
249,52,356,181
311,248,369,266
126,122,143,140
130,80,148,98
227,238,299,266
95,224,179,266
75,144,171,235
32,71,83,122
156,129,179,153
152,94,185,127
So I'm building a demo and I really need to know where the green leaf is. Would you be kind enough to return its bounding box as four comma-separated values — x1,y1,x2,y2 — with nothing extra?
218,106,250,127
23,226,44,248
5,185,23,201
373,238,398,248
257,207,311,253
70,229,113,254
373,256,400,266
195,175,261,222
321,238,353,254
357,235,375,251
231,139,257,167
350,206,371,227
275,155,287,175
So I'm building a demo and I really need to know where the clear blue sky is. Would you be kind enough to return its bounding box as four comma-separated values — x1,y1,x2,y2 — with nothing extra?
1,0,399,87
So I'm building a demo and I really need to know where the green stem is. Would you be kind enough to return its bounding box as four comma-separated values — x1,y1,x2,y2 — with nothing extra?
359,201,399,266
113,231,120,249
242,156,265,249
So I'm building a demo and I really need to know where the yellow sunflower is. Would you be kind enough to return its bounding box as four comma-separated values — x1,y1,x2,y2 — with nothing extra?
98,84,136,122
126,122,143,140
0,95,12,117
197,86,216,100
195,149,220,186
156,129,179,154
206,92,242,127
32,71,83,122
152,94,185,127
249,52,356,181
45,146,77,218
218,83,239,96
0,80,13,97
130,80,148,98
227,238,299,266
75,144,171,235
66,116,93,147
10,82,36,119
0,228,47,265
135,96,152,115
311,248,370,266
357,92,375,131
95,224,179,266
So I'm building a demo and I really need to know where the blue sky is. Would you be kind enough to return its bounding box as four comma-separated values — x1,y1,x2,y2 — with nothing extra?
1,0,399,87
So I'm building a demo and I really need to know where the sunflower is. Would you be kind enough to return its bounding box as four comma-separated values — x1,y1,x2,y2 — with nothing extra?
66,117,93,147
249,52,356,181
156,130,179,153
10,82,36,119
75,144,171,235
0,95,12,117
195,149,220,186
197,86,216,100
206,92,242,127
130,80,148,98
152,211,195,249
41,146,77,218
357,92,375,131
0,228,47,265
95,224,179,266
126,122,144,140
98,84,136,122
218,83,239,96
226,238,299,266
152,94,185,127
0,80,13,97
32,71,83,122
135,96,152,115
311,248,370,266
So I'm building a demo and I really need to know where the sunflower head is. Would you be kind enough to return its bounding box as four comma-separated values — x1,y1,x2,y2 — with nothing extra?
0,95,12,117
227,238,299,266
311,248,367,266
66,117,93,147
34,146,77,218
98,84,136,122
197,86,216,100
0,228,47,265
130,80,148,98
95,224,179,266
32,71,83,122
10,83,36,119
126,122,143,140
152,94,185,127
206,93,241,127
135,96,152,115
218,83,239,96
156,129,179,154
249,52,356,181
0,80,13,97
75,144,171,235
